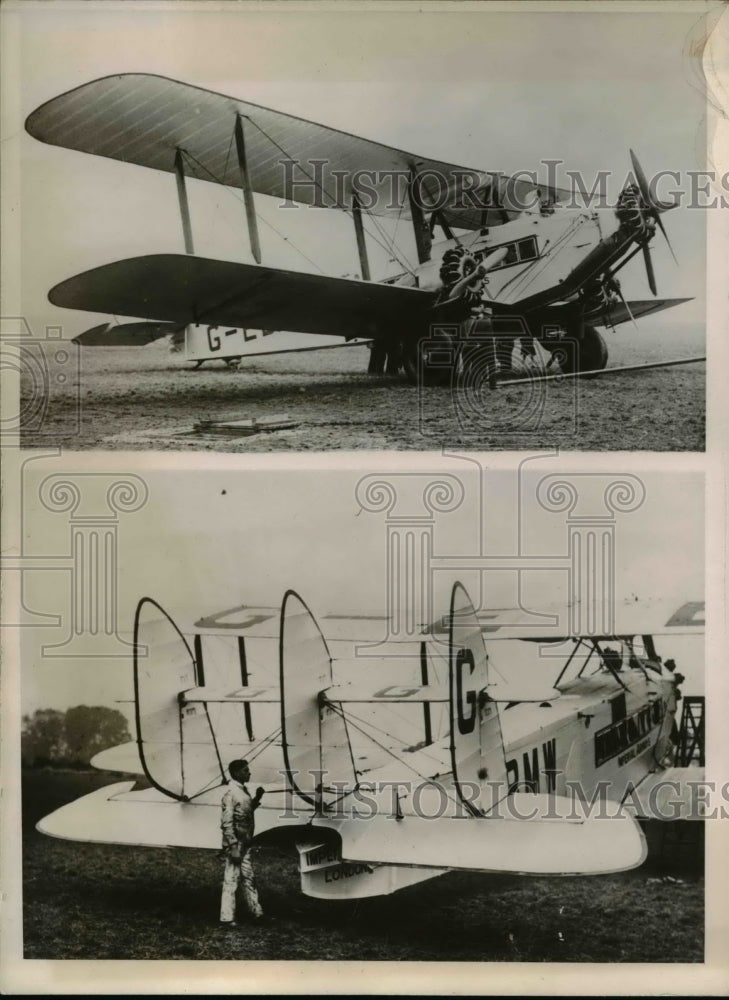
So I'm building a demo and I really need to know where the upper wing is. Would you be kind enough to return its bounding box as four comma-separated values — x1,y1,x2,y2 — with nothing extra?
90,741,143,775
26,73,570,230
49,254,432,337
426,598,705,640
188,598,704,645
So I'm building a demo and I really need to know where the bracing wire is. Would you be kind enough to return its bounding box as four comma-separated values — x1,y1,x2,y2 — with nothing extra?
185,723,283,801
326,700,462,812
201,130,236,248
239,117,418,277
364,206,416,275
179,147,326,275
327,699,451,774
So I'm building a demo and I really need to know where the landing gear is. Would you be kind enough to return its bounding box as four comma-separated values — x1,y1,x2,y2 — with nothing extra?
400,319,514,388
368,339,403,376
368,339,388,374
189,357,241,370
548,324,608,375
401,328,456,387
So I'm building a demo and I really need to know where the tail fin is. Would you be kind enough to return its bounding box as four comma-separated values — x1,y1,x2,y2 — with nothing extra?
448,582,508,815
279,590,356,808
134,597,222,800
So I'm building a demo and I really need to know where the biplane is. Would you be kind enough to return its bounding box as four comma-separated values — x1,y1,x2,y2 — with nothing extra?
38,582,704,901
26,74,693,383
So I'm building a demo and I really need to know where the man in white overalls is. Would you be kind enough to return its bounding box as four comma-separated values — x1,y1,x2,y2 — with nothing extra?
219,759,264,925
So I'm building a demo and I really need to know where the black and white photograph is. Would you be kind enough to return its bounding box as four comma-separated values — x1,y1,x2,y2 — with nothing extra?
1,0,727,996
11,454,708,966
10,2,712,452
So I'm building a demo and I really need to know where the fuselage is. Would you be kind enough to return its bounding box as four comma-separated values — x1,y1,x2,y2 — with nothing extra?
300,640,682,898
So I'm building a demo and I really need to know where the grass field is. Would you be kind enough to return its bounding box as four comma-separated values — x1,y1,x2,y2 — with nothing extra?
22,769,704,963
21,321,705,452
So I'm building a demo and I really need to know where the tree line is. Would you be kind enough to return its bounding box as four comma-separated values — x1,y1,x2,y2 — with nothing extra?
21,706,130,769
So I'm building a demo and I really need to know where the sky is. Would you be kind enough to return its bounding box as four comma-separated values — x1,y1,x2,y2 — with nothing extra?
16,451,705,719
4,2,721,340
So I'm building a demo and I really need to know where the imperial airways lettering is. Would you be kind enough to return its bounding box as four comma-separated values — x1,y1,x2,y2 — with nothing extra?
324,864,373,883
594,701,664,767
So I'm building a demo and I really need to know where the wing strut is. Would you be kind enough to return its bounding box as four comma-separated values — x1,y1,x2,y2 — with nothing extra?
408,169,433,264
352,193,371,281
174,148,195,254
235,115,262,264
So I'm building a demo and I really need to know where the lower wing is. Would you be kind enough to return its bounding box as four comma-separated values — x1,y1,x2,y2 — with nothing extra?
36,781,299,849
316,795,647,876
622,766,707,821
49,254,433,340
38,782,646,877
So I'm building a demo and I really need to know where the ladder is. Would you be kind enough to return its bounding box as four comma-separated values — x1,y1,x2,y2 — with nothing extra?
676,696,705,767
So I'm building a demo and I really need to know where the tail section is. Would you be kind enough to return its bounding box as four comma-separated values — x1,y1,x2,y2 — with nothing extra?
133,597,224,800
279,590,357,808
448,582,508,815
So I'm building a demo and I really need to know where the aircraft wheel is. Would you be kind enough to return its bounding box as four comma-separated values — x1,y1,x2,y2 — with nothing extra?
368,339,388,374
459,341,499,390
493,337,515,374
401,329,456,386
547,343,574,374
549,325,608,375
579,324,608,372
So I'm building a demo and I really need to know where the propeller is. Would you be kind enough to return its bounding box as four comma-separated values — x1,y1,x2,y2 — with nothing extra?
629,149,678,264
640,242,657,297
627,149,678,296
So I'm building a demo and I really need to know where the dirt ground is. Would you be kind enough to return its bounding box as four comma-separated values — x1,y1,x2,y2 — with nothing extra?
22,770,704,963
21,324,705,452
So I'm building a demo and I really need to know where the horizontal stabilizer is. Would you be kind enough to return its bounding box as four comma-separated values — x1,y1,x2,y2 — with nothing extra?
193,603,280,634
315,802,646,875
90,741,143,774
324,683,448,703
37,781,299,850
591,297,693,328
181,684,278,704
49,254,431,339
72,320,181,346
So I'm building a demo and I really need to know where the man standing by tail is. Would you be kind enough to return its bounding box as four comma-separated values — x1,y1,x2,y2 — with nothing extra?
220,759,264,926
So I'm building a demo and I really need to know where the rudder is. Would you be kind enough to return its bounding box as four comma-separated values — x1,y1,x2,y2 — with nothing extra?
279,590,357,808
448,581,508,815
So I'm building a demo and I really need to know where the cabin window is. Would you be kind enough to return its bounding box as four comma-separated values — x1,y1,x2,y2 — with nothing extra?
503,243,519,266
517,237,539,261
483,236,539,271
